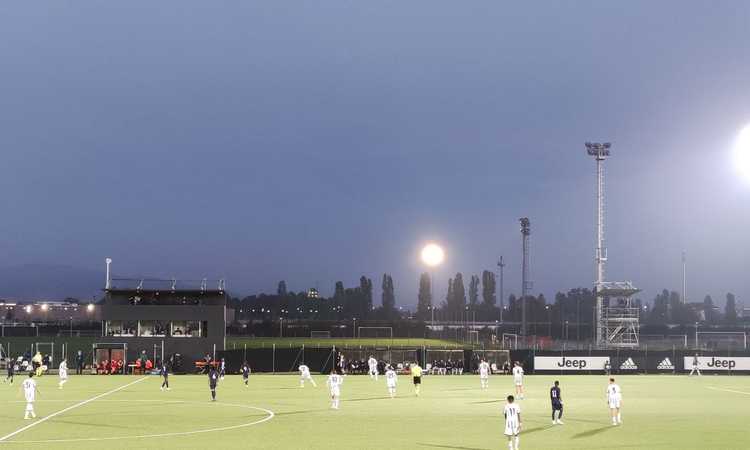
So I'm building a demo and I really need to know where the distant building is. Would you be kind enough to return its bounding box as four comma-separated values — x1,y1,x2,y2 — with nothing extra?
306,288,320,299
1,299,100,323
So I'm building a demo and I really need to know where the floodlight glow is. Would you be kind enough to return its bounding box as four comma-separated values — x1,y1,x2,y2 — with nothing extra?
421,243,445,267
40,304,49,311
735,125,750,181
87,303,95,312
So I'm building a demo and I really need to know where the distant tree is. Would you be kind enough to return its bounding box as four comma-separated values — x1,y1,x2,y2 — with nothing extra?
417,273,432,320
360,276,373,315
381,274,395,316
507,294,518,322
334,281,345,300
703,295,715,323
649,289,670,325
443,273,466,320
468,275,479,307
277,280,287,297
725,293,738,324
481,271,496,306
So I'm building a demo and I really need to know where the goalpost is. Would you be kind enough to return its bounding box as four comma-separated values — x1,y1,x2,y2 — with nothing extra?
311,331,331,339
696,332,747,350
357,327,393,339
502,333,519,350
467,330,480,345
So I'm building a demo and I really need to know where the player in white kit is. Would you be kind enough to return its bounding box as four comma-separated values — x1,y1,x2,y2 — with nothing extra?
503,395,521,450
478,359,490,389
22,372,39,419
299,363,317,387
512,362,524,399
327,369,343,409
385,365,398,398
367,356,379,380
606,378,623,425
58,358,68,389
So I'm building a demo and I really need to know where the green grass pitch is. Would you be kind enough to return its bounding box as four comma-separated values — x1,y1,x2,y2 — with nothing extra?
1,373,748,449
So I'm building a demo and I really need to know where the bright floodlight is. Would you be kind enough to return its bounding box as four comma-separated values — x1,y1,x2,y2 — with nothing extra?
735,125,750,181
421,243,445,267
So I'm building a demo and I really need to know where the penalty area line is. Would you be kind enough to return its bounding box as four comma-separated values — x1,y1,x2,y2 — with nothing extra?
706,386,750,396
0,376,148,443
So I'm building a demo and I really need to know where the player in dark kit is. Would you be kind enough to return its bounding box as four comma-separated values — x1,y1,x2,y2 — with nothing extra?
208,366,219,401
550,380,564,425
241,362,251,387
160,364,170,391
4,358,14,384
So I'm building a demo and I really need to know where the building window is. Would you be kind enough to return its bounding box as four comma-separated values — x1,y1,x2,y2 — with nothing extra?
105,321,136,337
171,321,201,337
138,321,167,337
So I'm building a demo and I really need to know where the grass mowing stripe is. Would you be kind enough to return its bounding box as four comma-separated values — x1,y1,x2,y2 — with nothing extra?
0,377,148,443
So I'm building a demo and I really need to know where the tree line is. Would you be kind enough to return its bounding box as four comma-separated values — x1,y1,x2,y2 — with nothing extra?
232,273,744,326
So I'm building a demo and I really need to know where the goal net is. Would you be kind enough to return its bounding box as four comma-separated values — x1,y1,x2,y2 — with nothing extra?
358,327,393,339
697,332,747,351
311,331,331,339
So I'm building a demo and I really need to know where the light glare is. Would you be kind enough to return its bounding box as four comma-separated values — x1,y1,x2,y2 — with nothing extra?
421,243,445,267
735,125,750,181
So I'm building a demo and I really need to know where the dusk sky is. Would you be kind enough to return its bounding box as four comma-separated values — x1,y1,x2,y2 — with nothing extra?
1,2,749,307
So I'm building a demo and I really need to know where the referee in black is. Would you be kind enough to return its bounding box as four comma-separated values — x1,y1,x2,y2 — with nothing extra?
208,365,219,401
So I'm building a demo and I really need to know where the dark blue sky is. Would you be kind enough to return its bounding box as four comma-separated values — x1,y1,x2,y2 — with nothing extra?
1,2,749,307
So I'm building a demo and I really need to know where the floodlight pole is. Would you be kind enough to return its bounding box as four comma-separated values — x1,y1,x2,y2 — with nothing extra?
682,251,687,304
586,142,610,346
520,218,531,337
498,256,505,323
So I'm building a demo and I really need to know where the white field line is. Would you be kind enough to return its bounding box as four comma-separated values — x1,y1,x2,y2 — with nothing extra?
706,386,750,396
2,402,275,444
0,376,148,442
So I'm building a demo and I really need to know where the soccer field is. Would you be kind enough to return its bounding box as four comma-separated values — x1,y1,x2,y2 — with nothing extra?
1,373,748,449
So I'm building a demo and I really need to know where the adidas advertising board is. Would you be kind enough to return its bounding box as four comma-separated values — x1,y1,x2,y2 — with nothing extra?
534,356,610,371
618,357,639,371
683,356,750,371
656,357,675,370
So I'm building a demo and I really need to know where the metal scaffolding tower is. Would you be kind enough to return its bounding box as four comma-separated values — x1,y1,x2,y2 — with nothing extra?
586,142,640,348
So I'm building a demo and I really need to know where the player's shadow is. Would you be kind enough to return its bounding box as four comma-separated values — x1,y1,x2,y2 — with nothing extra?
470,399,501,404
572,425,613,439
519,425,550,435
417,443,489,450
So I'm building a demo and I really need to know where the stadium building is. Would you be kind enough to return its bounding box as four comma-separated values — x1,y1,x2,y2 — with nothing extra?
98,274,227,372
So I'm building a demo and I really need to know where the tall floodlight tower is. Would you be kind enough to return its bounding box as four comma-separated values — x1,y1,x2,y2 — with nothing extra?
497,256,505,322
519,218,531,336
682,251,687,304
586,142,640,348
586,142,610,286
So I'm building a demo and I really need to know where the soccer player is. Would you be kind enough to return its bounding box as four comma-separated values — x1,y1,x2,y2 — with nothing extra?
219,358,226,380
58,358,68,389
550,381,563,425
479,359,491,390
208,366,219,401
22,372,39,420
503,395,521,450
606,378,622,426
367,355,378,380
385,365,397,398
689,353,701,376
242,361,251,387
411,362,423,397
512,362,524,399
4,358,14,384
160,364,170,391
326,369,343,409
299,362,317,387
